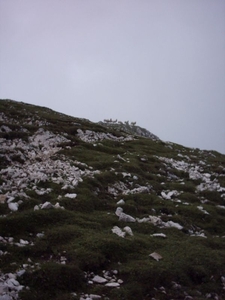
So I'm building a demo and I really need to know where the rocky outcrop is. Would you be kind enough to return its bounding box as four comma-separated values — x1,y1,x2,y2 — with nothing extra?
77,129,134,143
98,120,159,140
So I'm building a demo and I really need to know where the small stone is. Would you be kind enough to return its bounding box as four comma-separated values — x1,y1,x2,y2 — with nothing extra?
20,239,29,245
65,193,77,199
112,226,125,238
17,269,26,277
8,237,14,243
34,205,39,211
6,278,20,288
123,226,133,236
149,252,162,261
151,233,167,238
92,275,108,284
41,202,53,209
8,202,18,211
89,295,102,299
36,233,44,238
116,199,125,205
105,282,120,287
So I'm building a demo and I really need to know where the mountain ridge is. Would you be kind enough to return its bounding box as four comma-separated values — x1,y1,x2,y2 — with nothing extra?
0,99,225,300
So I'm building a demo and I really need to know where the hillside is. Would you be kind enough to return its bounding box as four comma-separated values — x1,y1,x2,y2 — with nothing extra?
0,99,225,300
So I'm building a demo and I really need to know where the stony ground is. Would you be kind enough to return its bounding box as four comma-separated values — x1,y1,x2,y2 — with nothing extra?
0,99,225,300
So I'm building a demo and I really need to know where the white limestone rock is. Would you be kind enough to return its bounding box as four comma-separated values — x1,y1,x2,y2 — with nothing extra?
197,206,209,215
17,270,26,277
6,278,20,288
92,275,108,284
65,193,77,199
122,172,131,178
8,202,18,211
54,202,65,209
137,215,183,230
19,239,29,245
123,226,133,236
123,186,150,195
115,207,136,222
89,295,101,299
116,199,125,205
149,252,162,261
41,202,53,209
112,226,125,238
151,233,167,238
164,221,183,230
36,233,44,238
115,207,123,217
34,205,40,211
105,282,120,287
161,190,180,200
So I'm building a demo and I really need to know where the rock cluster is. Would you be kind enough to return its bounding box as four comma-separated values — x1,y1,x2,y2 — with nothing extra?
112,225,133,238
0,128,100,212
77,129,133,143
99,119,160,141
0,272,25,300
137,215,183,230
157,155,225,194
34,201,65,211
85,269,123,288
108,181,150,196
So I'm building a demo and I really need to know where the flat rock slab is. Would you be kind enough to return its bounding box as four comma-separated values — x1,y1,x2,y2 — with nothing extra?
105,282,120,287
92,275,107,284
149,252,162,261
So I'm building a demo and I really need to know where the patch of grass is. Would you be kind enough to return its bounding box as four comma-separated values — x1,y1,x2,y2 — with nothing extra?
0,209,77,236
20,263,85,299
179,192,200,203
199,190,224,205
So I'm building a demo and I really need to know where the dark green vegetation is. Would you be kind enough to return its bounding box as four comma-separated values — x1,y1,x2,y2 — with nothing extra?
0,99,225,299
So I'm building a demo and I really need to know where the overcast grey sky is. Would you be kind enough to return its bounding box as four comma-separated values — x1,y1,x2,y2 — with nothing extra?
0,0,225,153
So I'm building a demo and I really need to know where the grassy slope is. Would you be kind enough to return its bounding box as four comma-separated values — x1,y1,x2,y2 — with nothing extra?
0,99,225,299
